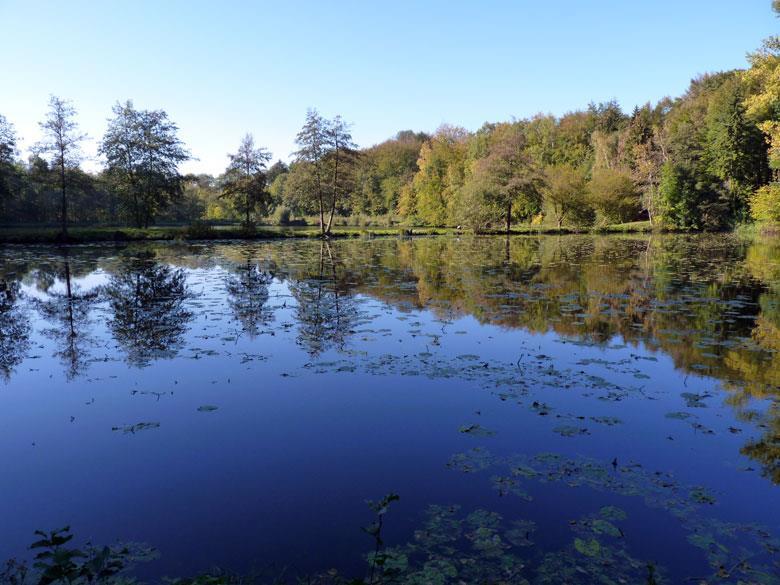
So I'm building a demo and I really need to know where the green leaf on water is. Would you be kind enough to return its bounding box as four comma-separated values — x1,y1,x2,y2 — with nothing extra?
112,422,160,434
459,423,495,437
490,476,532,500
599,506,627,521
681,392,709,408
687,532,729,554
665,411,693,420
574,537,601,557
591,519,621,537
690,487,716,505
553,425,590,437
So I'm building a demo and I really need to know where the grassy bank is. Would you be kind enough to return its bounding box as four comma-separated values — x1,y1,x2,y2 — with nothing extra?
0,224,451,244
0,220,666,244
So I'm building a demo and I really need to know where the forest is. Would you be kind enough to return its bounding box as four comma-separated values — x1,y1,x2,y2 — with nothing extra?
1,4,779,237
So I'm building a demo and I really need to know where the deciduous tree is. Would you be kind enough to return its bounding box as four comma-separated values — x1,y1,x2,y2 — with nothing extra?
100,101,190,227
588,167,640,224
293,109,357,236
34,96,86,236
411,126,467,226
542,165,593,229
221,134,272,228
706,77,769,219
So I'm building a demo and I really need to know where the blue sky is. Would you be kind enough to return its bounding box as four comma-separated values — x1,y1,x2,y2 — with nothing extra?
0,0,775,174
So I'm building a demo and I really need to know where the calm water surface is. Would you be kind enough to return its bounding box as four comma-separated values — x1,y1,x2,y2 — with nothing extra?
1,234,779,583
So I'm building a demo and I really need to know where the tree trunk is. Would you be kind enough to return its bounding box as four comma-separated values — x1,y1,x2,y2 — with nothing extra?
318,194,325,236
60,162,68,237
325,148,340,236
505,202,511,235
325,192,336,236
314,168,325,236
65,259,74,338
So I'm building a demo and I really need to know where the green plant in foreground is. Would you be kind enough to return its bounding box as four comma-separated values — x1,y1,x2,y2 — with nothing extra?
0,526,155,585
362,493,400,585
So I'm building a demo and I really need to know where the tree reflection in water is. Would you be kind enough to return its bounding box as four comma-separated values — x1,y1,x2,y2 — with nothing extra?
224,253,274,339
0,278,30,382
104,251,192,367
1,235,779,482
36,250,99,380
290,241,360,357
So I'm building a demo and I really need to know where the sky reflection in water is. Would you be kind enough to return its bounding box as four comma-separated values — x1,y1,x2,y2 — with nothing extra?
0,234,779,583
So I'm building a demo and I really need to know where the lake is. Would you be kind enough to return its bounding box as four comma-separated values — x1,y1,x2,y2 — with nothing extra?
1,234,779,584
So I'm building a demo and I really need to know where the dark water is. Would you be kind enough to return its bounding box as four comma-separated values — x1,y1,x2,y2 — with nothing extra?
1,234,779,583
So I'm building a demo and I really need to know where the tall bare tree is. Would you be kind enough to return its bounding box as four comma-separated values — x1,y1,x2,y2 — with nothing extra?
35,96,86,237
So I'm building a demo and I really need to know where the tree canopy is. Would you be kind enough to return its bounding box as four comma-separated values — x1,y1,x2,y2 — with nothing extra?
221,134,272,228
1,1,779,232
100,101,190,228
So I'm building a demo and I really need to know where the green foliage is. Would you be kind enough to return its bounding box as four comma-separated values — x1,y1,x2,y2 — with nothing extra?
588,167,640,224
182,220,216,240
293,109,357,235
100,101,190,228
743,36,780,171
467,123,544,232
160,175,209,222
658,162,700,228
750,183,780,221
573,537,601,557
542,164,593,228
705,77,770,219
355,131,427,216
17,526,152,585
0,114,16,165
4,16,780,233
448,123,546,232
411,126,467,226
450,174,499,232
273,205,292,225
220,134,272,228
363,493,400,584
34,96,86,235
525,111,594,168
0,113,19,221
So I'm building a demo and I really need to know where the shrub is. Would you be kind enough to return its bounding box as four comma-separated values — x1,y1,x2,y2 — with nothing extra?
750,183,780,222
542,165,594,229
274,206,292,226
182,221,215,240
588,168,641,224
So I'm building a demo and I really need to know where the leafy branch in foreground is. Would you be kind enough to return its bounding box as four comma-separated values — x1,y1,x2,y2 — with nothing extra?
362,494,400,584
1,526,156,585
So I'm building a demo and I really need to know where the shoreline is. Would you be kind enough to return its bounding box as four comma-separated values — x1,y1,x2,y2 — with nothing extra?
0,221,676,244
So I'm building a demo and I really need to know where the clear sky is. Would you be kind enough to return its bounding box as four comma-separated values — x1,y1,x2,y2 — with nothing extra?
0,0,776,175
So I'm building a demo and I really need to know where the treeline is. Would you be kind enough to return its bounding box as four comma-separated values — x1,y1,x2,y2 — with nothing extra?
0,3,778,235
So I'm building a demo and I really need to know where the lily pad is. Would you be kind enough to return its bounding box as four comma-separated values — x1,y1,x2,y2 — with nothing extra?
574,537,601,557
